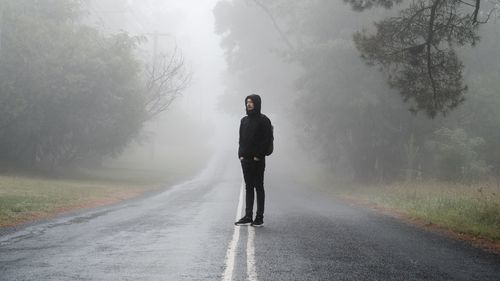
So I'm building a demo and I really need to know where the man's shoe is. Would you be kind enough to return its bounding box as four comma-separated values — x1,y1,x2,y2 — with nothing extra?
234,216,253,226
251,216,264,227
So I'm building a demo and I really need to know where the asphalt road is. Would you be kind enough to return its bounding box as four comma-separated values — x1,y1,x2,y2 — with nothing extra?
1,154,499,281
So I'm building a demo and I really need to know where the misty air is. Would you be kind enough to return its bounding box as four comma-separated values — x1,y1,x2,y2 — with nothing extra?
0,0,499,280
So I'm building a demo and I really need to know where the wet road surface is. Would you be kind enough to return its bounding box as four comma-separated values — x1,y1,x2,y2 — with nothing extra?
1,154,500,281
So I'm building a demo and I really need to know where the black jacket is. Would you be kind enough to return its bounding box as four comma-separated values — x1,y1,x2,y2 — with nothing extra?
238,94,273,159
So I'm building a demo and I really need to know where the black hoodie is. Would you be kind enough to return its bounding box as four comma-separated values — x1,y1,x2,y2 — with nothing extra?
238,94,273,159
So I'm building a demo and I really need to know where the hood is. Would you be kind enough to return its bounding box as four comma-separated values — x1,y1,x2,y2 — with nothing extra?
245,94,262,116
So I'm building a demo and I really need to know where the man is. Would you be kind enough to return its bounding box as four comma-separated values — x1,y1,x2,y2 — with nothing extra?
235,94,273,227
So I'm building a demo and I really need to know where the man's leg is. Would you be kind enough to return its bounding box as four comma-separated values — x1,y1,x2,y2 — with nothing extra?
235,159,256,225
254,160,266,218
241,160,255,218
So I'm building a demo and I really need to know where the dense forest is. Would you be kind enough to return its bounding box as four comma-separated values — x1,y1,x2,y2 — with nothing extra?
1,0,499,184
214,0,500,183
0,0,188,171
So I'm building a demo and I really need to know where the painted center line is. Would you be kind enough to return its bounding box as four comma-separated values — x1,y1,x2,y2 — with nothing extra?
222,181,244,281
247,223,258,281
222,179,259,281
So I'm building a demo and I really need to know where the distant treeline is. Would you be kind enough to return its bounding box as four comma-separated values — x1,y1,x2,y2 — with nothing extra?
214,0,500,183
0,0,187,171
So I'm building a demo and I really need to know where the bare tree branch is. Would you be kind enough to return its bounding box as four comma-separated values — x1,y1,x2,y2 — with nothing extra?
457,0,476,8
475,4,497,23
144,46,191,120
472,0,481,23
249,0,296,51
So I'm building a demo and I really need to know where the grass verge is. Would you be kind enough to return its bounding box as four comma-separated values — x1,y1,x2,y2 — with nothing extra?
0,171,161,228
335,181,500,244
0,161,206,228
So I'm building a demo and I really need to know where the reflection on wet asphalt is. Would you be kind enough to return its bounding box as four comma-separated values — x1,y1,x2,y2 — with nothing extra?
1,153,500,281
0,154,238,281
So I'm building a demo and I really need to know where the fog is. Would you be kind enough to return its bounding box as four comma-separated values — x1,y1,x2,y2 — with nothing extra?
88,0,313,182
1,0,500,186
87,0,234,177
1,2,500,277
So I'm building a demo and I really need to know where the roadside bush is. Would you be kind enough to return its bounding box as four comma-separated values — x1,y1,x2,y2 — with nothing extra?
426,128,490,182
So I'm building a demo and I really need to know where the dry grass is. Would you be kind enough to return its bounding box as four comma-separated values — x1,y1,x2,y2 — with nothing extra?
0,158,207,227
0,134,213,228
0,173,159,227
338,180,500,241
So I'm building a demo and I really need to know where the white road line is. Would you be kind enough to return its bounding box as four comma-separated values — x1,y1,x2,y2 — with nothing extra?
222,181,244,281
247,224,258,281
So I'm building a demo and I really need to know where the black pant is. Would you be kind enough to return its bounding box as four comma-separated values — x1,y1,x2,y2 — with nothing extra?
241,158,265,218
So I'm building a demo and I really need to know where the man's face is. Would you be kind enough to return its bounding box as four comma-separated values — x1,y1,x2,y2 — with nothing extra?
246,99,254,111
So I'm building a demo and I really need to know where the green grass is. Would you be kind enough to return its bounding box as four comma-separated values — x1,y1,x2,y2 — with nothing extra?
0,156,209,227
0,173,152,227
337,181,500,241
0,135,213,228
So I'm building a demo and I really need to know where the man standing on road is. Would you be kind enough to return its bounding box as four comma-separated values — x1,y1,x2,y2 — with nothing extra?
235,94,273,227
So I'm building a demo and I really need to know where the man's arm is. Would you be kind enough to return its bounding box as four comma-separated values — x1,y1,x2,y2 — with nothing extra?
238,118,243,159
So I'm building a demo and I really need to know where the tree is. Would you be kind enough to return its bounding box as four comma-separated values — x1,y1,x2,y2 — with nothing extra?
214,0,499,183
143,47,191,120
426,127,489,181
214,0,302,116
350,0,498,117
0,0,189,171
215,0,435,181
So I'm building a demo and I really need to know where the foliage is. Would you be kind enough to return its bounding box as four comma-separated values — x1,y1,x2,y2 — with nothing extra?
426,128,490,181
215,0,426,181
457,27,500,181
0,0,145,170
214,0,499,183
350,0,496,117
0,0,188,171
